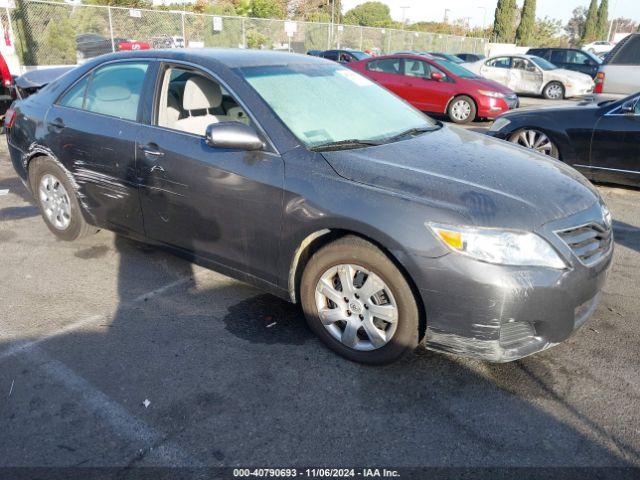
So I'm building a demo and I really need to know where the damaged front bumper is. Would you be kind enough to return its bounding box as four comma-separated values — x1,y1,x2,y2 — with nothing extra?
414,211,612,362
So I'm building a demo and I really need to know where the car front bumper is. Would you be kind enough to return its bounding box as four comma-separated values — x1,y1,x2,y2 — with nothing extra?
477,95,519,119
410,205,613,362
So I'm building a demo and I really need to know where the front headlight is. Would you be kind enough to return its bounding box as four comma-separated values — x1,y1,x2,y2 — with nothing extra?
489,117,511,132
428,223,567,269
478,89,506,98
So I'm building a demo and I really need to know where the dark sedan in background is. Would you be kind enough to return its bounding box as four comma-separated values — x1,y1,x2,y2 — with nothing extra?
488,93,640,187
5,49,612,365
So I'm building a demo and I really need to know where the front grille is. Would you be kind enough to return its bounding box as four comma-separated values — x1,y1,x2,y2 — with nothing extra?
557,223,612,266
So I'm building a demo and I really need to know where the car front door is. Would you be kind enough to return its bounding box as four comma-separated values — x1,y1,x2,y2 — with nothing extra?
400,58,452,113
509,57,543,94
479,57,511,87
363,58,406,98
589,96,640,187
135,63,284,284
44,60,152,236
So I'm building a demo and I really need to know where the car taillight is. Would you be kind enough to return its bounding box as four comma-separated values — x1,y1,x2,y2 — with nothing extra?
3,79,11,88
4,107,16,129
594,72,605,94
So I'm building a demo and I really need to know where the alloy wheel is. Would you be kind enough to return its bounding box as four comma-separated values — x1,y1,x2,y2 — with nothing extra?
545,84,563,99
450,99,472,121
39,173,72,230
314,264,398,351
509,129,558,158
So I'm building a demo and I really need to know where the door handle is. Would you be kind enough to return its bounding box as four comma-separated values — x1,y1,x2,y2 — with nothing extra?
48,117,65,131
138,143,164,157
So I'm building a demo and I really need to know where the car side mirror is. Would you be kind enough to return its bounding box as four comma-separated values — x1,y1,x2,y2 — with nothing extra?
620,100,637,115
205,122,264,151
430,72,444,81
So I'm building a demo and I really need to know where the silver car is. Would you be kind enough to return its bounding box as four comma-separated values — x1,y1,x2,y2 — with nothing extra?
464,54,594,99
595,33,640,98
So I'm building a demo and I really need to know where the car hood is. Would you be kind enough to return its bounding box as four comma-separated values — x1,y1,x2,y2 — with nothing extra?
321,126,599,230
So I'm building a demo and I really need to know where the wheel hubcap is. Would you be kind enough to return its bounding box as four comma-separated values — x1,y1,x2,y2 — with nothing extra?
39,174,71,230
451,100,471,121
314,264,398,351
547,84,562,99
510,129,557,158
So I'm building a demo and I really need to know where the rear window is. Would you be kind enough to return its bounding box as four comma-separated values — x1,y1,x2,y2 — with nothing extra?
608,35,640,65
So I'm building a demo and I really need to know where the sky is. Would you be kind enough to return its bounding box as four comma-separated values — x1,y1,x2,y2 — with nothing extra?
341,0,640,28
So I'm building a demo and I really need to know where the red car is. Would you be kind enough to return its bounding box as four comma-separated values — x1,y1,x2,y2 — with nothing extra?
348,53,519,124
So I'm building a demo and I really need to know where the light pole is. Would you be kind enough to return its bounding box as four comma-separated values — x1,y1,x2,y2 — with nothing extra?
478,6,486,32
444,8,451,24
400,6,410,29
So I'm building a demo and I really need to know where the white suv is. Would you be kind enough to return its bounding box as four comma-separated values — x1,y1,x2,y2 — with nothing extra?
595,34,640,97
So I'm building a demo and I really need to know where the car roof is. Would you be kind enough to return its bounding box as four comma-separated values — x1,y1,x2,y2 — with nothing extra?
86,48,329,69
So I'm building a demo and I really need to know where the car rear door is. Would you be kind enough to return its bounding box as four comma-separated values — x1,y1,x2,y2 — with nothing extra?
135,62,284,284
400,58,451,113
44,59,152,236
479,57,511,87
362,58,406,98
589,97,640,187
509,58,543,94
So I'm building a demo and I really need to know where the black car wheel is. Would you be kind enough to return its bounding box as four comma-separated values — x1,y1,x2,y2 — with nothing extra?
300,235,420,365
29,157,96,241
447,95,476,124
543,82,565,100
509,129,560,159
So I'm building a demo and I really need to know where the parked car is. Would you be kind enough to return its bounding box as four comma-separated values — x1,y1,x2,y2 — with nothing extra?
456,53,485,62
487,93,639,187
464,55,594,99
583,41,614,55
348,53,518,123
595,33,640,98
5,50,612,365
428,52,465,64
319,49,370,64
76,33,150,61
0,51,14,126
307,49,323,56
151,34,185,49
12,67,73,100
526,48,601,78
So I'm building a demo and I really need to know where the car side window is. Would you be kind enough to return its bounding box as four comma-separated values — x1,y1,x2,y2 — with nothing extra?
486,57,510,69
550,50,567,64
609,36,640,65
59,62,149,121
366,58,401,74
403,59,430,78
566,51,590,65
512,58,536,72
339,53,352,63
323,52,339,61
156,66,250,137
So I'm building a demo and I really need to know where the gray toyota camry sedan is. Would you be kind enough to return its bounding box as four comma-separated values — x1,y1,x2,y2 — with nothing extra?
5,49,613,364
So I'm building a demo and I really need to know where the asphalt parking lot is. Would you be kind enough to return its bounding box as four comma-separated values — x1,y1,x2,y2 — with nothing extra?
1,104,639,473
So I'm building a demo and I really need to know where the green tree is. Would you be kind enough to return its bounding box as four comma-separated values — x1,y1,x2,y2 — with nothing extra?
530,16,568,47
582,0,598,43
515,0,536,45
564,6,586,46
249,0,285,19
343,1,393,27
493,0,518,42
596,0,609,40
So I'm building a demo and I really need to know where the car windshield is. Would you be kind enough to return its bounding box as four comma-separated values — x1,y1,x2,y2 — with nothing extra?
530,56,557,70
240,63,438,148
432,59,478,78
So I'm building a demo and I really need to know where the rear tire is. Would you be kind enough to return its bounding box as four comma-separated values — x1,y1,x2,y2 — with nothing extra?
543,82,565,100
29,157,95,241
300,235,420,365
447,95,476,124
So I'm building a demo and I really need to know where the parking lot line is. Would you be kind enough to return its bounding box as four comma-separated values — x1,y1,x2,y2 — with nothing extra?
27,345,201,466
0,276,193,364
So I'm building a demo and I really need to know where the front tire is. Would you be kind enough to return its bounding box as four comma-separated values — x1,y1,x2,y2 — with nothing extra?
508,128,560,159
29,157,95,241
300,236,420,365
447,95,476,124
543,81,565,100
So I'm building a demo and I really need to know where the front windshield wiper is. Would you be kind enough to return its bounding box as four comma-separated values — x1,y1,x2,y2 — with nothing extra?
381,125,440,144
309,139,383,151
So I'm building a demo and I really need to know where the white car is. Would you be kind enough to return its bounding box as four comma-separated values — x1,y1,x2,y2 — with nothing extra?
583,41,614,55
463,55,595,99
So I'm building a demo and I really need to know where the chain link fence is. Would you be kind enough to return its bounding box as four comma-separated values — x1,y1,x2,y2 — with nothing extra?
9,0,488,67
